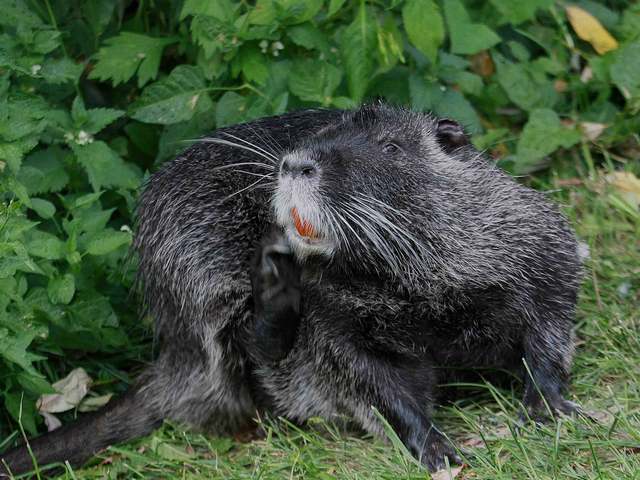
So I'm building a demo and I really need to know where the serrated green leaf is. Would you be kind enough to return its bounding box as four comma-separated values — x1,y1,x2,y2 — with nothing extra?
402,0,444,62
341,3,376,102
85,229,131,256
289,60,342,105
494,54,557,111
0,137,38,173
444,0,501,55
73,141,141,192
216,92,247,127
238,46,269,85
17,147,69,195
328,0,347,17
489,0,552,25
29,198,55,219
4,390,39,435
84,108,125,134
17,372,55,395
89,32,177,87
130,65,213,125
39,57,84,84
180,0,236,21
514,109,581,174
0,0,43,29
610,41,640,100
48,273,75,305
25,230,65,260
287,23,330,53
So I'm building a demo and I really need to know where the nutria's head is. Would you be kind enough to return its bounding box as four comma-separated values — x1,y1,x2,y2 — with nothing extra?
273,103,469,277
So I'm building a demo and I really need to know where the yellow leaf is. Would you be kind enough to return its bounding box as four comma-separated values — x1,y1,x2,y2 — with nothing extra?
566,5,618,55
605,171,640,210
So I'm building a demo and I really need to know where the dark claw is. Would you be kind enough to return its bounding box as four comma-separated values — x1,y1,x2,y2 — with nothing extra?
409,431,462,472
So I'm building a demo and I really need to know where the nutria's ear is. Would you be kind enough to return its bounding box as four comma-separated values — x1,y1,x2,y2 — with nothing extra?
436,118,469,152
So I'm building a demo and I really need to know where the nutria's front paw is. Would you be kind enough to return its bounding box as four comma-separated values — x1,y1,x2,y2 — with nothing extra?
409,430,462,472
258,241,300,298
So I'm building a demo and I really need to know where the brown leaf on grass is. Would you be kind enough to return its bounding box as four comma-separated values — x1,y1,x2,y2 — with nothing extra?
432,465,464,480
585,409,614,424
78,393,113,412
555,178,583,187
470,51,494,77
566,5,618,55
37,368,92,413
581,122,607,141
41,411,62,432
605,171,640,209
554,79,568,93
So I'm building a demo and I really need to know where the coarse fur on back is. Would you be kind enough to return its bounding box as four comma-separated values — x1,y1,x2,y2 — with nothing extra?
1,103,584,475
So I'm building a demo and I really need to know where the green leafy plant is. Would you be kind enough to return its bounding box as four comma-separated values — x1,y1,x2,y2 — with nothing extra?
0,0,638,442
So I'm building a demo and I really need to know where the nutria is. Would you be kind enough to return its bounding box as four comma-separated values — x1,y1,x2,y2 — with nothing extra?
1,104,583,475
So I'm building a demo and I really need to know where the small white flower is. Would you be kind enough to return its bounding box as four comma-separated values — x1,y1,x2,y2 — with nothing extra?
120,225,132,233
31,64,42,75
76,130,94,145
259,39,269,53
272,41,284,51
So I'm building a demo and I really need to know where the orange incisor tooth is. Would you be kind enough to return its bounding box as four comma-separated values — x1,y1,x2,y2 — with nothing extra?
291,207,318,239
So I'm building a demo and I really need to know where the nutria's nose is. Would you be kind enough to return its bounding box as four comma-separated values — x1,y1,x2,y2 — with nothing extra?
280,154,318,179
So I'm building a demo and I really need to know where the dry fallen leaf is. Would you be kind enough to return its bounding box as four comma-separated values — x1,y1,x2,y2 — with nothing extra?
78,393,113,412
566,5,618,55
470,51,494,77
605,171,640,209
41,411,62,432
580,122,607,141
585,409,614,424
37,367,92,413
432,465,464,480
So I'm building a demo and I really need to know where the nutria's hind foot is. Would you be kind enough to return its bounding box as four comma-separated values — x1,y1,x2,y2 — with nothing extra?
520,393,584,425
409,429,463,472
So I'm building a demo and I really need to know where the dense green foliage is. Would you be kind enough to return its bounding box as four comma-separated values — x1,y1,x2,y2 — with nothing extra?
0,0,638,471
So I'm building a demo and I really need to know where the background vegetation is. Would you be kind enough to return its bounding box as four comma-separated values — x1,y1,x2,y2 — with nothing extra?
0,0,638,478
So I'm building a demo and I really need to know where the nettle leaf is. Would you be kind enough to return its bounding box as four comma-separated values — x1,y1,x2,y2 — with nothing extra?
444,0,501,55
237,46,269,85
489,0,552,25
180,0,236,21
0,137,38,173
610,40,640,99
216,91,247,127
89,32,177,87
341,3,376,102
48,274,76,305
85,229,131,256
494,54,557,111
73,141,141,192
39,57,84,85
29,198,56,219
289,59,342,105
0,0,43,29
17,147,69,195
130,65,213,125
514,109,581,174
402,0,444,62
409,75,481,133
71,97,125,134
4,390,39,435
287,23,330,53
328,0,347,17
25,230,66,260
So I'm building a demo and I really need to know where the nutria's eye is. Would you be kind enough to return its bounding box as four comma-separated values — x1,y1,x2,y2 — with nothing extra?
382,143,399,154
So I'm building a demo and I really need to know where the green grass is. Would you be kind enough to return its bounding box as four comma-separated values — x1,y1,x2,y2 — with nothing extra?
11,167,640,480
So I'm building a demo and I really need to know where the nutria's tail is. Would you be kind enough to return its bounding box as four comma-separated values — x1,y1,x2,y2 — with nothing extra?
0,383,163,477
